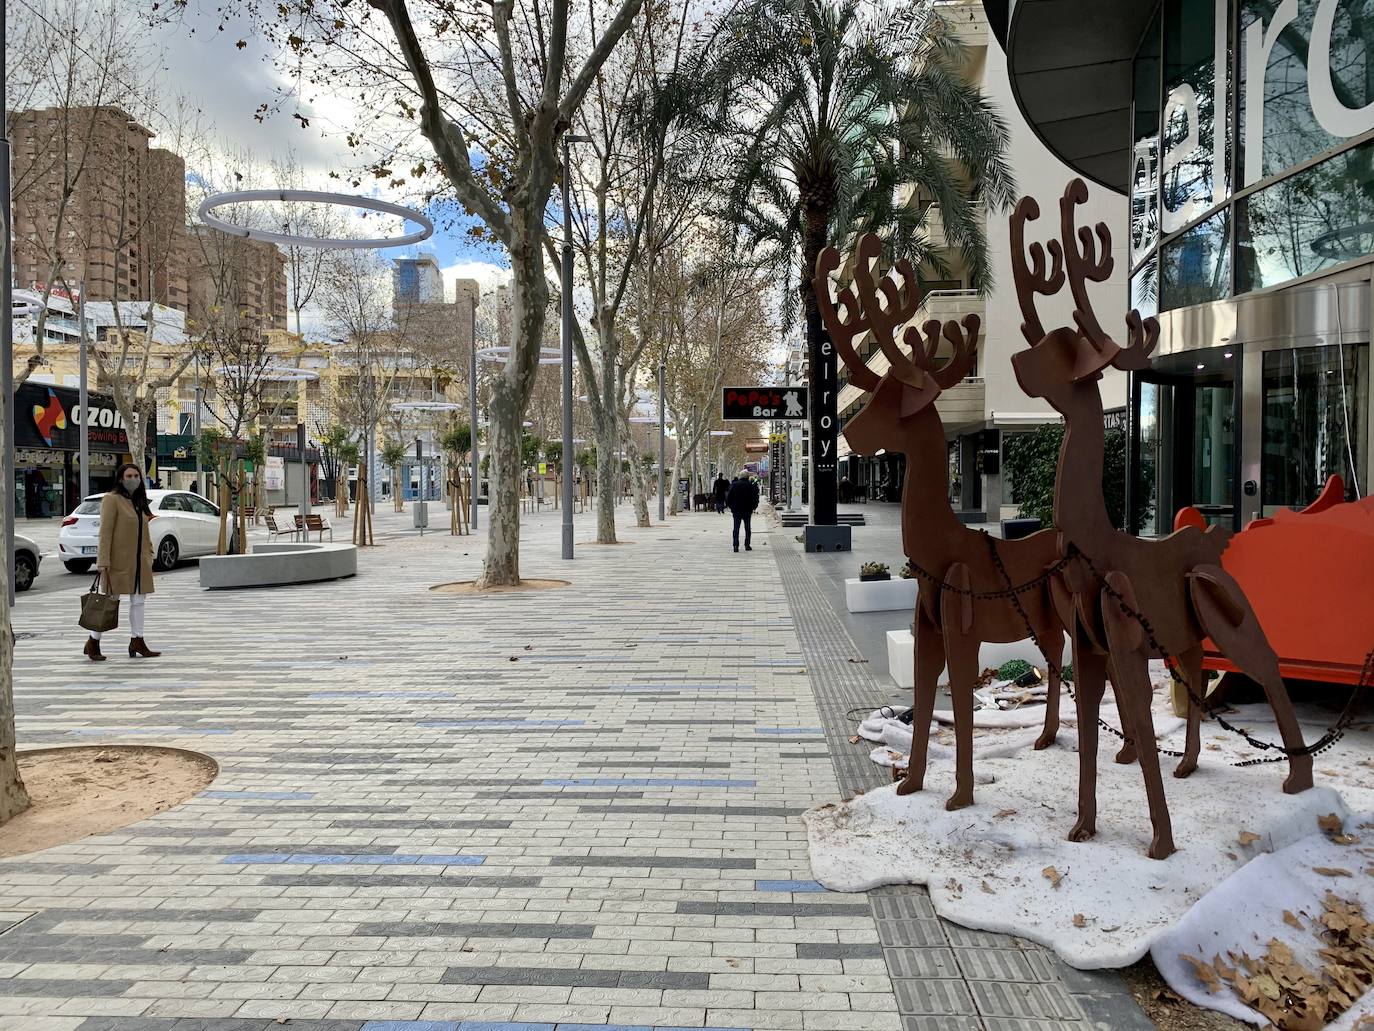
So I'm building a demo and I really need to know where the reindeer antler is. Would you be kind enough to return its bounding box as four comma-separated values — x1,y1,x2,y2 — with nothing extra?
813,245,880,392
852,234,924,387
904,315,978,391
1059,178,1117,353
1112,309,1160,371
1010,195,1065,346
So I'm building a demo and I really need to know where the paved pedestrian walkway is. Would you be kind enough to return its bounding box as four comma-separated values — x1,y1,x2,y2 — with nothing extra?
0,503,1151,1030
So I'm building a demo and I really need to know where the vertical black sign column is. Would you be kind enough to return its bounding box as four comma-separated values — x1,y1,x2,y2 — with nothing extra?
806,301,837,524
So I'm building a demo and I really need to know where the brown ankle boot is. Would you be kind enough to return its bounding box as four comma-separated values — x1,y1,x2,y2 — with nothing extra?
128,637,161,658
84,637,106,662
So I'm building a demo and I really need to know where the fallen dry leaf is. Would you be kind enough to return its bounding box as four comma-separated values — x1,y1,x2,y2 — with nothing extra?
1314,867,1354,878
1284,910,1304,930
1320,813,1346,834
848,735,861,744
1072,913,1086,928
995,808,1018,819
1042,866,1064,889
1238,831,1262,847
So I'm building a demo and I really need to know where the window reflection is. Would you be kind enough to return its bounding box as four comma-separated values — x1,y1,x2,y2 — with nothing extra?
1261,344,1369,510
1237,138,1374,291
1238,0,1374,188
1161,210,1231,311
1133,11,1163,263
1162,0,1230,230
1132,258,1160,319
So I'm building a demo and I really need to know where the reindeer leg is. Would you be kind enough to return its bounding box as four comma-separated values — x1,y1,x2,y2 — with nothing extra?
1034,621,1063,750
1173,646,1203,779
940,564,978,811
897,609,944,797
1113,657,1138,765
1101,575,1175,860
1188,564,1313,794
1067,625,1106,843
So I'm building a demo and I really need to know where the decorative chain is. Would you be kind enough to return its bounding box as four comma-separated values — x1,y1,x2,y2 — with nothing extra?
897,531,1373,767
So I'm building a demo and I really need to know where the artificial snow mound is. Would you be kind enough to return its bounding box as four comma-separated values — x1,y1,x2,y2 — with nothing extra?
1152,811,1374,1028
807,695,1374,971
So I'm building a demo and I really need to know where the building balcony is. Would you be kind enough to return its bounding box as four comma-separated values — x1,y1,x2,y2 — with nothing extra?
836,290,985,432
934,0,988,49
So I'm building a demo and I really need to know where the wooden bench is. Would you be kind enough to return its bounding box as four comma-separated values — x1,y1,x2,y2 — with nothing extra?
295,513,333,542
264,512,298,542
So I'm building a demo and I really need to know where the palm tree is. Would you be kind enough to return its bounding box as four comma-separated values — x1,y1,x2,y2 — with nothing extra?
717,0,1015,512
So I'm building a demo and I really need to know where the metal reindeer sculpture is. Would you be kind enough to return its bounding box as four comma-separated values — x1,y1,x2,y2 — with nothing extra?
814,234,1067,811
1010,179,1313,859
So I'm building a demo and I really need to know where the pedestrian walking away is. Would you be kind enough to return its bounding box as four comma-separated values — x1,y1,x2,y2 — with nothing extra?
713,472,730,514
84,462,161,661
726,470,759,552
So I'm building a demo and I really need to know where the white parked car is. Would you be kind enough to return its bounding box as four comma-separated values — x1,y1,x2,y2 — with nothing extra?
14,533,41,592
59,489,222,574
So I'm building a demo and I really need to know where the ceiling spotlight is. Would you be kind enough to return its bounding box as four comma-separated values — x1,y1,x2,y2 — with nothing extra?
1196,363,1205,370
1223,351,1233,359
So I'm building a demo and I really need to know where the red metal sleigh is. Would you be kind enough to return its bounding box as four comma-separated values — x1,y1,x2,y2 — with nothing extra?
1175,476,1374,687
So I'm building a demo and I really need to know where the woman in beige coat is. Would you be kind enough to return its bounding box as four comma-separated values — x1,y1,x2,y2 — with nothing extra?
84,463,160,661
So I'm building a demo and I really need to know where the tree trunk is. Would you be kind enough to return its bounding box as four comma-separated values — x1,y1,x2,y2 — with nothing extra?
477,231,549,587
595,413,619,543
478,382,523,586
624,433,652,528
0,521,30,825
392,469,403,512
668,446,685,516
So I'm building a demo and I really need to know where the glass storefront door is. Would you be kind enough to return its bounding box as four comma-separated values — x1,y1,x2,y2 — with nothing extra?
1130,349,1240,534
1261,344,1368,513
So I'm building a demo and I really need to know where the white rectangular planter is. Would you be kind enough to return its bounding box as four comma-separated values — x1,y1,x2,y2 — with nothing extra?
886,629,1072,689
845,576,919,613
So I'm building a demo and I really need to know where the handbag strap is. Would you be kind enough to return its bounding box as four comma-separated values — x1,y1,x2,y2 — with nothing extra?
89,572,103,594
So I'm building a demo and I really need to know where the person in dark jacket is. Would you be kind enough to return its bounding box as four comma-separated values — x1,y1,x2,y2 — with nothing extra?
725,471,759,552
712,473,730,514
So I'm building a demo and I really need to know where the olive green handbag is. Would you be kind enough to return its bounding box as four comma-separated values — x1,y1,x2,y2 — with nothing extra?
79,573,119,633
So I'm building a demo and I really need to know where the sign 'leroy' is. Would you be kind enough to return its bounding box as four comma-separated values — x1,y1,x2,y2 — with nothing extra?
721,386,809,421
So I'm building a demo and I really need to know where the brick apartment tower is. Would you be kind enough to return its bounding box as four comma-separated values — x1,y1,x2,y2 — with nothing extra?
9,105,189,308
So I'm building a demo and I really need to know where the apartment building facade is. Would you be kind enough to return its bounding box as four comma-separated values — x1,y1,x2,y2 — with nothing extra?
835,0,1128,522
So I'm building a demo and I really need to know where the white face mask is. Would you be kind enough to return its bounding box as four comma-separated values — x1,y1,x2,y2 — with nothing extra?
122,476,141,490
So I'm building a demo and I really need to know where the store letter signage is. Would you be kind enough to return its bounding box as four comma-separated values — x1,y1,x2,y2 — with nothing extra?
1242,0,1374,186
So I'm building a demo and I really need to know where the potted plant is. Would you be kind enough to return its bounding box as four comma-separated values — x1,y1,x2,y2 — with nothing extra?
899,560,916,580
859,561,890,582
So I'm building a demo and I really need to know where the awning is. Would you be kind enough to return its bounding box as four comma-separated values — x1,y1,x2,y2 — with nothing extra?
985,0,1152,195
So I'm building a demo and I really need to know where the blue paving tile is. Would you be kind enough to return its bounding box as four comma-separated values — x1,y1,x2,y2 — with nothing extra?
556,1026,750,1031
361,1021,460,1031
284,854,355,865
221,854,289,864
604,685,754,691
460,1023,556,1031
755,879,829,892
313,689,457,698
202,790,317,800
754,727,825,735
543,777,756,788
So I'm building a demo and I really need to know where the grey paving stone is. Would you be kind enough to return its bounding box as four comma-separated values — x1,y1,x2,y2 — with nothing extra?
970,979,1088,1021
894,977,978,1016
884,948,961,980
2,977,135,996
352,921,596,938
547,854,758,869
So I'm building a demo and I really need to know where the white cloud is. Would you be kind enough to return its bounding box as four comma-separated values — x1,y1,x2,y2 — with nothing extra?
441,261,510,296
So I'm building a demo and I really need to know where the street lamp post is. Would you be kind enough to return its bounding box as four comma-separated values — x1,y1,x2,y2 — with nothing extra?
78,283,90,500
469,292,479,530
560,133,591,560
690,402,698,506
1,6,15,604
657,349,666,523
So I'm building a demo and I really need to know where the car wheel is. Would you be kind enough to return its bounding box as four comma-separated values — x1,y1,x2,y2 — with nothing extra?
63,559,94,574
154,536,180,571
14,554,36,592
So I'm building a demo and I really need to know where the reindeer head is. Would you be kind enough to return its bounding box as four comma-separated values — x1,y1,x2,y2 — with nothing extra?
813,234,980,457
1009,179,1159,413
